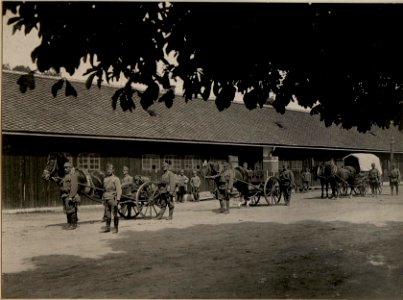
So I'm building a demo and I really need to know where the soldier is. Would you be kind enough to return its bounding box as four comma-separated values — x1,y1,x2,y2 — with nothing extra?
388,165,400,196
301,167,312,192
176,169,189,203
121,166,134,195
190,170,201,201
214,162,234,214
120,165,134,214
368,162,381,197
58,161,80,230
279,164,295,206
102,163,122,233
156,160,176,220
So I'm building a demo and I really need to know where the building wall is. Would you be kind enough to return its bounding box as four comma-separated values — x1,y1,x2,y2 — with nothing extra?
3,134,402,209
2,135,263,208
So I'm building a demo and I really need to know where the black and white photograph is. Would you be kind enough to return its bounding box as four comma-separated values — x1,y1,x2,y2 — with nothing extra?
2,1,403,299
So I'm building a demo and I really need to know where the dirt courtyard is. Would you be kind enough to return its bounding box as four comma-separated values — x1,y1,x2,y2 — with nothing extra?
2,191,403,299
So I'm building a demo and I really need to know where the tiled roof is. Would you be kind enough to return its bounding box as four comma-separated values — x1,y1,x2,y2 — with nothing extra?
2,71,403,153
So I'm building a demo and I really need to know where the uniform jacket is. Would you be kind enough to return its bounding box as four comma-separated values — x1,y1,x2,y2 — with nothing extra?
161,170,177,194
302,171,311,182
121,174,134,195
103,174,122,201
58,168,79,199
190,175,201,188
176,174,189,187
218,168,234,190
280,169,295,186
389,168,400,183
368,168,380,182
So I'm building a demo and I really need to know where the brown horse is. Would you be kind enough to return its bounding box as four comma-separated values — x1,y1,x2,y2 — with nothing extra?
41,152,105,202
334,166,357,197
201,160,256,206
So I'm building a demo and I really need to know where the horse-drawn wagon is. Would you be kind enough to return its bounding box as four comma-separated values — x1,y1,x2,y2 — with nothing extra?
118,178,172,219
41,152,167,220
342,153,383,196
202,161,283,206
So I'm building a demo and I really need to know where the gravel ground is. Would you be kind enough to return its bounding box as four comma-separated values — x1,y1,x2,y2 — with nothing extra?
2,190,403,298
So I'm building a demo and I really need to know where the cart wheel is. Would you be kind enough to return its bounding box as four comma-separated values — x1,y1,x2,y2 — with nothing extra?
264,176,281,205
340,184,348,197
360,183,368,196
135,181,160,219
118,199,140,219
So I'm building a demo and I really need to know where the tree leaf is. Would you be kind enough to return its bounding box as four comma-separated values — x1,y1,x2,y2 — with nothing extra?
201,84,211,101
51,79,65,98
65,80,77,97
7,16,21,25
27,72,35,90
140,82,160,110
159,89,175,108
16,75,28,93
85,73,97,89
111,88,124,110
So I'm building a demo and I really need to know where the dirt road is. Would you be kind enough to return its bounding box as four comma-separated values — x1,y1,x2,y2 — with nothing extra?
2,191,403,298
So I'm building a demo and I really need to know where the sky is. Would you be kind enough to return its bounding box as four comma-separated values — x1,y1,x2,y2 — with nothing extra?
2,10,309,111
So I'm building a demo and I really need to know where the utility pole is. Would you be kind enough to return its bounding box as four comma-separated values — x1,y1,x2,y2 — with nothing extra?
390,136,395,168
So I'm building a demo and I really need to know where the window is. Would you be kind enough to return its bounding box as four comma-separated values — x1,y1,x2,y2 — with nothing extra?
290,160,303,172
142,155,161,171
164,155,181,171
77,153,100,171
184,156,202,171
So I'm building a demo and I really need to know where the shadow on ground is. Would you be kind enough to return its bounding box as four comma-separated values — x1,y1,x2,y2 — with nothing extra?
2,221,403,299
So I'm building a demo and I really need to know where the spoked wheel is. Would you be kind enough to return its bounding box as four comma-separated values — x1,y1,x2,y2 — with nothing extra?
264,176,281,205
118,196,140,219
135,181,161,219
245,191,261,207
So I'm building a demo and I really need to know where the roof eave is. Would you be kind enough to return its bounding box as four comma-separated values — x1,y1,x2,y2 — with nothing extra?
3,131,403,154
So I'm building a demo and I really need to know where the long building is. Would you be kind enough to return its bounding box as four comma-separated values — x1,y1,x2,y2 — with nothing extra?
2,70,403,209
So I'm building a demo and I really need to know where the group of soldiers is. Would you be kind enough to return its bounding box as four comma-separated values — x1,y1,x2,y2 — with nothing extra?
56,158,400,232
57,162,123,232
56,160,203,232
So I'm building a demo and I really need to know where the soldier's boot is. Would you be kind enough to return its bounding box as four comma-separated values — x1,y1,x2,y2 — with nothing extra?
103,218,111,232
167,207,174,220
64,214,72,229
156,207,166,220
69,213,78,230
219,200,225,213
113,217,119,233
224,200,230,214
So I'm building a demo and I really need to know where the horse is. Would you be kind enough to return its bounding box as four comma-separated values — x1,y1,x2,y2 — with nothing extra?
313,163,332,198
334,166,356,197
201,160,255,207
41,152,105,202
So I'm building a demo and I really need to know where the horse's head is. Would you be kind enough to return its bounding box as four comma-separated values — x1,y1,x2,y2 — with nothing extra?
42,152,70,180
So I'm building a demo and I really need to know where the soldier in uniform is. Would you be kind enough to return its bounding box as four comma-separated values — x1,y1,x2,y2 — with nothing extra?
279,164,295,206
301,167,312,192
156,160,176,220
102,163,122,233
58,161,80,230
368,162,381,197
190,170,201,201
120,165,134,214
389,165,400,196
213,162,234,214
176,169,189,203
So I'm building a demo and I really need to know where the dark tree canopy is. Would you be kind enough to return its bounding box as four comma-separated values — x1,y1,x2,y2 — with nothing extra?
3,2,403,132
